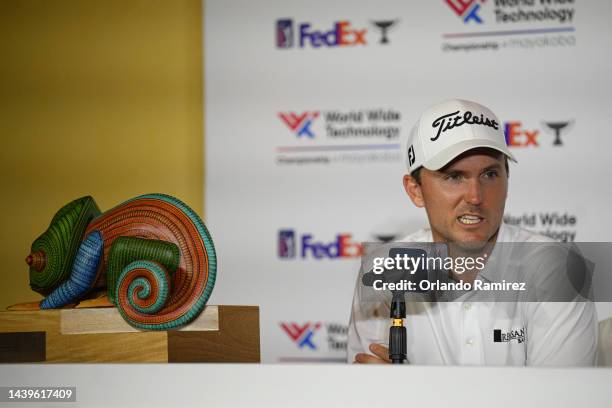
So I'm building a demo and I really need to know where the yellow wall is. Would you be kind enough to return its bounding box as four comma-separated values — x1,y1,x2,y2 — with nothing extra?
0,0,204,308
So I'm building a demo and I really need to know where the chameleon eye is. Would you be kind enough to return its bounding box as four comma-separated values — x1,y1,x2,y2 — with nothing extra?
26,250,46,272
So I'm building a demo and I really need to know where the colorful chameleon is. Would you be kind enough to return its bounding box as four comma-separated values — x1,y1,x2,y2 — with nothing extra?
25,194,217,330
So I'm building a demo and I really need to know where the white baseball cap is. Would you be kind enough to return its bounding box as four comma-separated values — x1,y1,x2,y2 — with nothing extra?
406,99,516,173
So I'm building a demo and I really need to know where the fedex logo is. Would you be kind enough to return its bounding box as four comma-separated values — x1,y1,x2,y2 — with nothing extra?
278,229,363,259
276,19,368,48
505,120,573,148
278,111,319,138
280,322,321,350
505,121,539,147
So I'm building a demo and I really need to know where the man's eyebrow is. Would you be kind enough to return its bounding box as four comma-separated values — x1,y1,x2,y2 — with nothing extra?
438,167,465,176
440,162,503,175
482,163,503,172
440,167,465,174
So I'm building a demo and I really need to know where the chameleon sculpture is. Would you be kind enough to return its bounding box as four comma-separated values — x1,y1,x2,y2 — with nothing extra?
25,194,217,330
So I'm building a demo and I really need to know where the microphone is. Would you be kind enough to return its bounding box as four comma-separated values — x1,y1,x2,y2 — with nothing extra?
361,245,449,364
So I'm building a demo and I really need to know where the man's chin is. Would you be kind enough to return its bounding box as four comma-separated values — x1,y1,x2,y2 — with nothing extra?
450,229,495,250
450,239,489,252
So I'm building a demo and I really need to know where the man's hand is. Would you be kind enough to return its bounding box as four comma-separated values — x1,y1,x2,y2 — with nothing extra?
354,343,391,364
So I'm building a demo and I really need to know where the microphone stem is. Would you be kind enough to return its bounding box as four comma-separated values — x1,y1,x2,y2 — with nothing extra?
389,296,407,364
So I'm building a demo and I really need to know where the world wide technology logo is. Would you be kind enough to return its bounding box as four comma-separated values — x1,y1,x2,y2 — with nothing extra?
446,0,577,25
441,1,577,53
278,229,363,259
277,109,401,141
446,0,486,24
276,18,398,48
280,322,348,352
278,112,319,138
504,211,578,242
280,322,321,350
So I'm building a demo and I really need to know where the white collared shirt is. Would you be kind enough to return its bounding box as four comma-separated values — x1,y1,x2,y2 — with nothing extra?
347,223,598,365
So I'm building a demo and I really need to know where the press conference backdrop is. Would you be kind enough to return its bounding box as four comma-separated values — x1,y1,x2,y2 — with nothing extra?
204,0,612,363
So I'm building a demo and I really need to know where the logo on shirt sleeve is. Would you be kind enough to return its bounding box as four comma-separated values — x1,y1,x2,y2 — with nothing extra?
493,327,525,344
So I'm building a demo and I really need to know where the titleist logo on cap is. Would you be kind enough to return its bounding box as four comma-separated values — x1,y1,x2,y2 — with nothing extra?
431,110,499,141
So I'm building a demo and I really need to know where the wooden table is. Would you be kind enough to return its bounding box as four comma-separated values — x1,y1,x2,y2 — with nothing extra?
0,305,260,363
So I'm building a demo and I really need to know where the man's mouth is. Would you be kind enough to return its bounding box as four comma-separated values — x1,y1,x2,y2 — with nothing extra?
457,215,484,225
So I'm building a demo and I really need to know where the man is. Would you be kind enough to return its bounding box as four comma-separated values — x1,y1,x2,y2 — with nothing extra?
348,99,597,365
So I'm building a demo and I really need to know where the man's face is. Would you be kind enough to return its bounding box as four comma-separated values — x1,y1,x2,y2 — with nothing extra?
404,149,508,247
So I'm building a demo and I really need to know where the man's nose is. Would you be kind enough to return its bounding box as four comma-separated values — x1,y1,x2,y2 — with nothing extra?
464,179,483,206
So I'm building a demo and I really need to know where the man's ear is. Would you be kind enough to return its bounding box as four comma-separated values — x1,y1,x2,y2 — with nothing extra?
403,174,425,208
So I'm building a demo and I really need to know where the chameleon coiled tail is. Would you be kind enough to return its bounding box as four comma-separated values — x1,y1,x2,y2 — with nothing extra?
117,260,172,316
87,194,217,330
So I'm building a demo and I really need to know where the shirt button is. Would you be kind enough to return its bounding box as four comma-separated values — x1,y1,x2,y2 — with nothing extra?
466,339,474,346
463,303,472,311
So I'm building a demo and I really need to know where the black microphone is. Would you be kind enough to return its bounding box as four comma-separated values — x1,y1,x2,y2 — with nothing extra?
361,245,448,364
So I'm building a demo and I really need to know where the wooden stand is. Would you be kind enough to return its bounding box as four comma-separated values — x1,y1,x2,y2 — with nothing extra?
0,305,260,363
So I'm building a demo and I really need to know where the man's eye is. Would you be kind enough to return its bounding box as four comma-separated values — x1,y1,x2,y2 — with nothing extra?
483,170,498,178
445,173,462,181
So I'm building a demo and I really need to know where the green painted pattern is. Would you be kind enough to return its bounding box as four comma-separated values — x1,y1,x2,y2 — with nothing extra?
29,196,101,295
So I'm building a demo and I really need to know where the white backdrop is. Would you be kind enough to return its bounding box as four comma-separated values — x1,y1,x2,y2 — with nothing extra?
204,0,612,362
